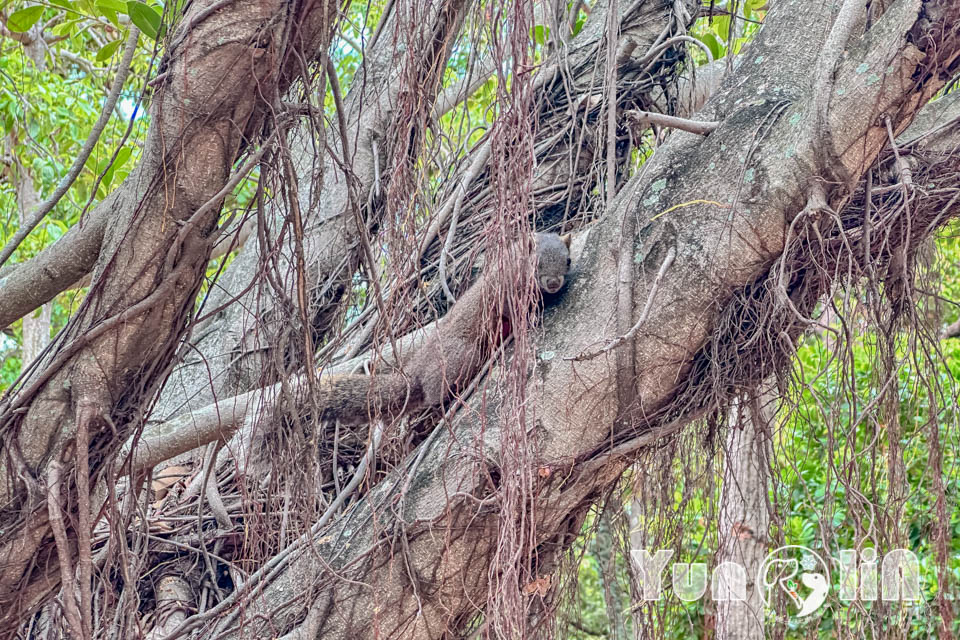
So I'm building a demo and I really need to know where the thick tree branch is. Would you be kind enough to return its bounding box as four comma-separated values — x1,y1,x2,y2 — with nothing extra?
0,0,342,627
139,0,707,475
0,202,106,329
943,317,960,339
203,2,960,637
147,0,475,425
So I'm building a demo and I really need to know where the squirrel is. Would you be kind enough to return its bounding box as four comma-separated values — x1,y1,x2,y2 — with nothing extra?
316,232,572,425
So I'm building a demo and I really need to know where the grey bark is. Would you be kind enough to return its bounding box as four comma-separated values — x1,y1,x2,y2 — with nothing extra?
596,509,627,639
146,0,474,425
3,133,52,368
943,317,960,339
0,0,958,637
0,0,340,626
715,388,774,640
133,0,702,472
196,3,960,639
0,210,106,328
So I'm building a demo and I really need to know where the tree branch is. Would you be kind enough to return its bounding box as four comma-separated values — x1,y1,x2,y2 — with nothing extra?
0,28,139,267
204,2,960,636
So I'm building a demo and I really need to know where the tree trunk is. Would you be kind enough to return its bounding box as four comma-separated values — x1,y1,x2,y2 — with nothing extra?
203,4,960,637
4,133,52,368
715,387,774,640
0,0,341,625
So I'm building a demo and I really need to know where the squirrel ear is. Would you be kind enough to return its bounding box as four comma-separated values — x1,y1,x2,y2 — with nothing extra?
560,233,572,249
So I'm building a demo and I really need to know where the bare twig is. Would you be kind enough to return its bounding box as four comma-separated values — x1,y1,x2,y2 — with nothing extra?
75,406,94,639
431,55,498,120
158,419,387,640
624,109,718,135
634,34,713,68
605,0,619,205
438,182,465,304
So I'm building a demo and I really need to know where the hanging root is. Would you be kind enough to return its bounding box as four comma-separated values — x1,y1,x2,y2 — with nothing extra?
624,132,960,442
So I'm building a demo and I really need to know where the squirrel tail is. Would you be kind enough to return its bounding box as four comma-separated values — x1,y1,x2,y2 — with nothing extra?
317,373,424,425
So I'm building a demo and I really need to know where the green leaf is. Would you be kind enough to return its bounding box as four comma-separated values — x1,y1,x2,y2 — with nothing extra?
97,0,128,11
45,220,68,241
100,8,119,27
695,31,724,61
102,147,131,184
96,39,122,61
48,0,73,9
572,15,585,37
531,24,549,47
52,18,76,36
7,6,44,33
127,1,161,40
712,14,732,43
100,147,132,189
111,146,132,171
168,0,188,21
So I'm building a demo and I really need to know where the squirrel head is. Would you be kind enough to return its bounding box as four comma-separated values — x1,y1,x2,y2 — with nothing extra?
535,232,572,294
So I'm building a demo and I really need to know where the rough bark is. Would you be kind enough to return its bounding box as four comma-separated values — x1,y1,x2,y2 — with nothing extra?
146,0,475,425
133,0,701,472
596,509,628,639
192,2,960,638
3,132,52,367
0,0,341,625
0,211,106,328
944,317,960,339
1,0,959,637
